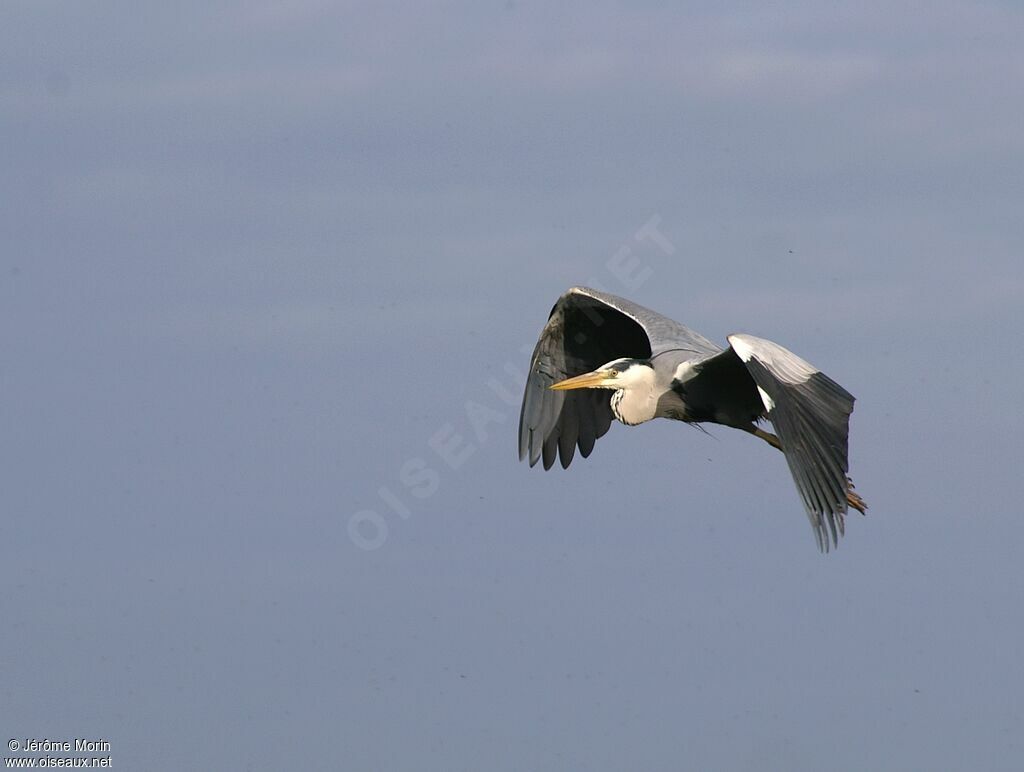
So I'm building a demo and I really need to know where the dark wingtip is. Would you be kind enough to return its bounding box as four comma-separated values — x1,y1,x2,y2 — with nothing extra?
558,447,575,469
541,438,557,470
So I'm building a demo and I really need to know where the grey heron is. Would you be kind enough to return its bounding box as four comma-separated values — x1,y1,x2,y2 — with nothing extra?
518,287,867,551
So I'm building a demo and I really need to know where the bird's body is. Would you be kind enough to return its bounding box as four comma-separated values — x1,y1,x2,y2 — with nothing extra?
518,286,867,551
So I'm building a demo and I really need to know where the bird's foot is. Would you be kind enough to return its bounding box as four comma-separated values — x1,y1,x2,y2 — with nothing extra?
846,478,867,514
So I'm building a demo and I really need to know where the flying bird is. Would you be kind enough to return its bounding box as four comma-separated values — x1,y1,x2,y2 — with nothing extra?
518,287,867,551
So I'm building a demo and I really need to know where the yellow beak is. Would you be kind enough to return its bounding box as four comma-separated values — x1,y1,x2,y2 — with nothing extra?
549,370,615,390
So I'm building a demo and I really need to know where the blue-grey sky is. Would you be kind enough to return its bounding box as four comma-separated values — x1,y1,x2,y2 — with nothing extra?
3,2,1023,770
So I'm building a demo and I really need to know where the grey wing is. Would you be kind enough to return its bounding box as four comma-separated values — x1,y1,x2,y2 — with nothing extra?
727,333,856,552
573,287,721,358
519,287,715,469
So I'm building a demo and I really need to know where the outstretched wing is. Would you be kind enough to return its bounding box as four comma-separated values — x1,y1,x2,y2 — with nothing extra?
519,287,718,470
519,288,648,469
727,333,857,551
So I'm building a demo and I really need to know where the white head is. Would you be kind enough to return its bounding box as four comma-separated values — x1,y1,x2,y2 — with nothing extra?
549,358,659,425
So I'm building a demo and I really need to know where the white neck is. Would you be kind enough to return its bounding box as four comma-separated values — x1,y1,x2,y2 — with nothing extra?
609,366,659,426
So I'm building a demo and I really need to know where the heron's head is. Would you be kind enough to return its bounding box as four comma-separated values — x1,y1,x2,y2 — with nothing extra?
549,358,654,392
550,358,658,425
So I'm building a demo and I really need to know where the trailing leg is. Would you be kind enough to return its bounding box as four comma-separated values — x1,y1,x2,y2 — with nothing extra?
741,424,867,514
